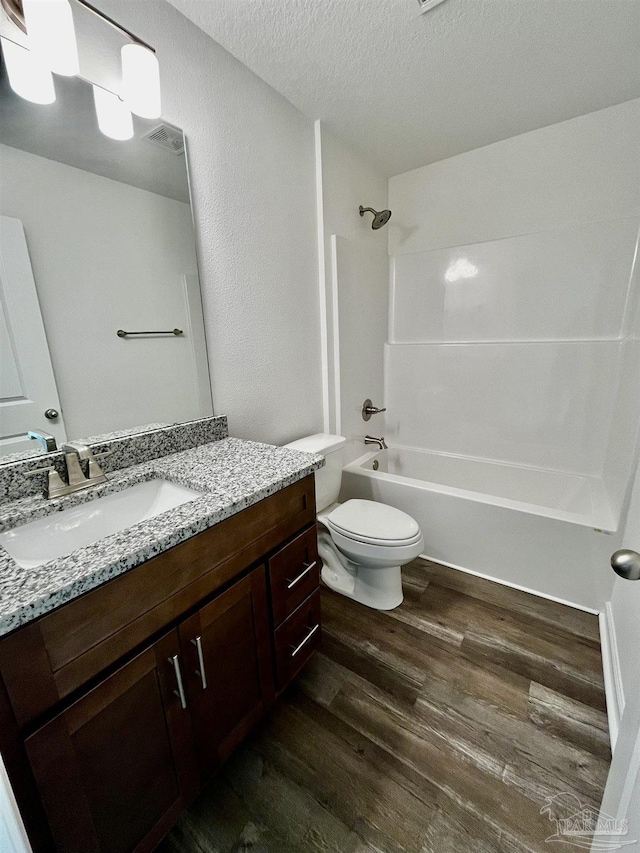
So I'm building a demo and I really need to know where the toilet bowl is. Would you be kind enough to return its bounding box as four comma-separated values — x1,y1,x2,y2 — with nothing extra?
284,434,424,610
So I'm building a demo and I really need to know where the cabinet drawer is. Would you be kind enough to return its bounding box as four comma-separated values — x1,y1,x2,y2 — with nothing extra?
268,525,319,626
274,589,321,691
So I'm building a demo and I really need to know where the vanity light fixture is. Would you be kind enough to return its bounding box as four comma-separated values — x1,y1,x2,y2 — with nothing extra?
0,35,55,103
1,0,161,135
22,0,79,76
121,42,161,119
93,84,134,141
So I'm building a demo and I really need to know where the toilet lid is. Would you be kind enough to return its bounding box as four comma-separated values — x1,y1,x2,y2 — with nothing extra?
326,499,421,544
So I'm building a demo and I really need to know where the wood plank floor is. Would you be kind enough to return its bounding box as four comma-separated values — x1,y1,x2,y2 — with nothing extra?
159,559,611,853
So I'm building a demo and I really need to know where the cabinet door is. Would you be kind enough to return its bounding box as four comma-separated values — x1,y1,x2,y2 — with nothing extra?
24,631,198,853
179,565,274,779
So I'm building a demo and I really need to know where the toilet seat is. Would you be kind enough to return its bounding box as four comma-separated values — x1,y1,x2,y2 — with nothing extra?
325,499,421,547
325,524,425,569
326,524,423,549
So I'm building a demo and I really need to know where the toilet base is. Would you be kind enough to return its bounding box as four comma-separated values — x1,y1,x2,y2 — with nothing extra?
321,564,403,610
318,531,403,610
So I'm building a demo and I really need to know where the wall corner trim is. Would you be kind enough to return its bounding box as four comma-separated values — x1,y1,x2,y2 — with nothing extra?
314,119,330,433
600,603,626,749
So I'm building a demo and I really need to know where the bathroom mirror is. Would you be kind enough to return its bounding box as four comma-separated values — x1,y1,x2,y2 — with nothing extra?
0,67,213,461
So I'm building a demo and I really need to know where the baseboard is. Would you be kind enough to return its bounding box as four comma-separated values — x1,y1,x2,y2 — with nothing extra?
418,553,599,614
599,603,625,749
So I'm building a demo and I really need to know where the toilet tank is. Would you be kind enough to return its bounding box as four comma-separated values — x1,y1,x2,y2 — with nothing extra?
284,433,346,512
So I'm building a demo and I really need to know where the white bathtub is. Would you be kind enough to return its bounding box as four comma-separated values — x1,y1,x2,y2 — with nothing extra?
341,446,620,611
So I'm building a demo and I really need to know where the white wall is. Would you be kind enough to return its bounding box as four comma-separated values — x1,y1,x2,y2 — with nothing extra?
80,0,324,446
386,99,640,523
317,125,388,460
0,143,206,439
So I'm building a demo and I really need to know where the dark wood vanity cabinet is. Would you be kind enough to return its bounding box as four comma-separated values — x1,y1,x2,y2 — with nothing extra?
23,630,199,853
178,566,275,778
0,476,321,853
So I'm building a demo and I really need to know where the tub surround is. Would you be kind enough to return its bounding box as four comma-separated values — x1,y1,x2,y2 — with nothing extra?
382,102,640,613
0,436,323,637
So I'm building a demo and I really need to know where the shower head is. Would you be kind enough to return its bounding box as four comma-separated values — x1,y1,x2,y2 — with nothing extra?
359,205,392,230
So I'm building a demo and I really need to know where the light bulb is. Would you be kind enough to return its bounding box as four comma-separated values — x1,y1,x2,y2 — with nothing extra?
1,38,55,104
93,86,134,141
22,0,79,77
121,43,161,119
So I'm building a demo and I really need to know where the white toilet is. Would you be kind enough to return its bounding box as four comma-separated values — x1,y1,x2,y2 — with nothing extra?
285,434,424,610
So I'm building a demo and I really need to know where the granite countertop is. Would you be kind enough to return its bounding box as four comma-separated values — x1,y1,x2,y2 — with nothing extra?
0,438,323,638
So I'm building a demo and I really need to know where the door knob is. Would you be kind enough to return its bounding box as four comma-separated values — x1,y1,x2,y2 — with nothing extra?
44,408,59,420
611,550,640,581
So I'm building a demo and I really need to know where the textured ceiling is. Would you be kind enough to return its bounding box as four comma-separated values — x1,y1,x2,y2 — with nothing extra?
165,0,640,176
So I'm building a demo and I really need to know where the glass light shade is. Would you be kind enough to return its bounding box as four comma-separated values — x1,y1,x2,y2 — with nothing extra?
121,43,161,119
1,38,55,104
22,0,79,77
93,85,134,141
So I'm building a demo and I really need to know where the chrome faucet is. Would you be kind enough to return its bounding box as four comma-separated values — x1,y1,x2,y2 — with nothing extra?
61,442,110,490
364,435,387,450
28,429,57,452
24,442,111,499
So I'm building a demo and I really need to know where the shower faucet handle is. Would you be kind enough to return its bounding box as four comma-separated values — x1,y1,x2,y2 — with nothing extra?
362,399,387,421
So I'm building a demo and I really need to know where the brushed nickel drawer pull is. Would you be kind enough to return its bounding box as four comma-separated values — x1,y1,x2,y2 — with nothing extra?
286,560,317,590
168,654,187,709
191,635,208,690
290,623,320,658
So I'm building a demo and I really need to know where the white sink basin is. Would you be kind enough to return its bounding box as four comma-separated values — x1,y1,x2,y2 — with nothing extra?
0,479,202,569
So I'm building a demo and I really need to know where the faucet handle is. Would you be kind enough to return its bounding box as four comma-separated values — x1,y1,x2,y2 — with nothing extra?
24,466,67,497
362,399,387,422
88,450,112,482
24,465,55,477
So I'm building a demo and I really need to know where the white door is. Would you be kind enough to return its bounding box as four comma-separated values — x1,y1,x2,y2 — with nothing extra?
595,466,640,850
0,216,66,455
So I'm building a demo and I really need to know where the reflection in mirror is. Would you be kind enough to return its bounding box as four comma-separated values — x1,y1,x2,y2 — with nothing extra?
0,68,213,462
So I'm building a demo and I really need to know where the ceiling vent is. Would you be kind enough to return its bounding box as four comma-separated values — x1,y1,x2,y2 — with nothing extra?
141,123,185,156
417,0,449,12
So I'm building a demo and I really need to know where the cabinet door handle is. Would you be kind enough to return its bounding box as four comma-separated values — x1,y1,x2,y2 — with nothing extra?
290,623,320,658
286,560,317,590
190,635,208,690
168,654,187,709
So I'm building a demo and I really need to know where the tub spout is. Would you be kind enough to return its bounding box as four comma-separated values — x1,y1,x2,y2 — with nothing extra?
365,435,387,450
